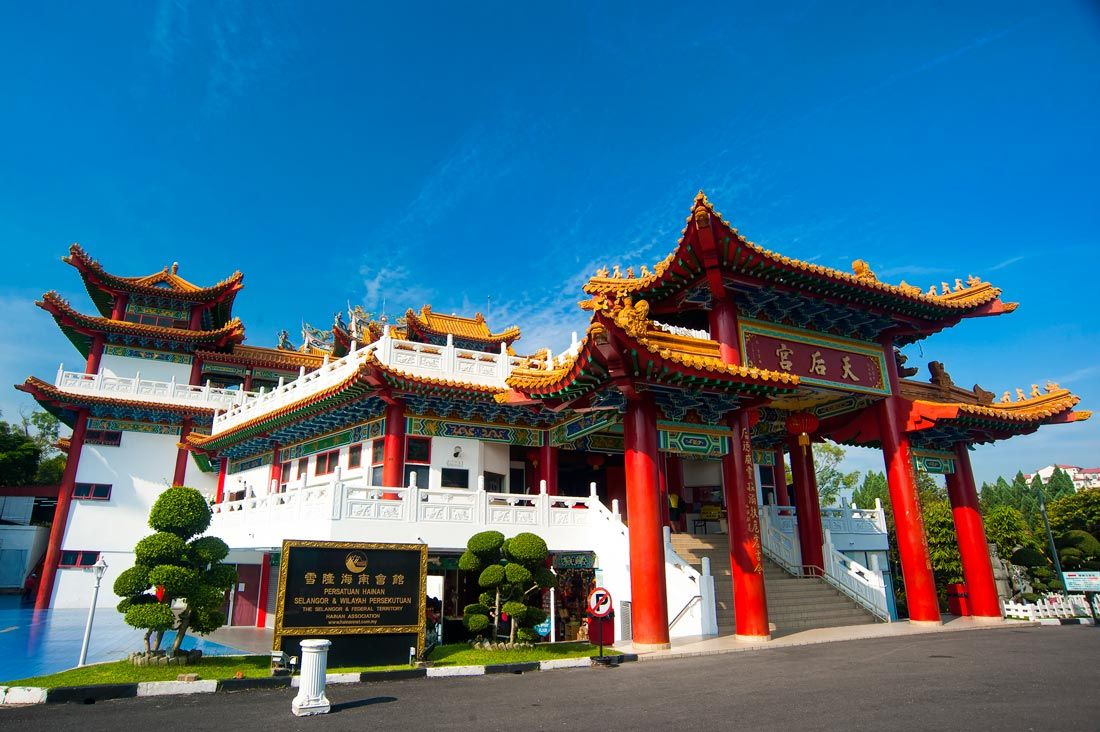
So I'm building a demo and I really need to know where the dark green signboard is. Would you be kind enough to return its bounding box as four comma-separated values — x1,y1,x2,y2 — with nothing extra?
274,540,427,666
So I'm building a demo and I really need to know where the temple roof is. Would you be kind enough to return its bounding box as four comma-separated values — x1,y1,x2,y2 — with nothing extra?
16,376,216,428
196,344,326,372
582,193,1017,344
64,244,243,326
504,294,800,408
39,291,245,357
405,305,520,347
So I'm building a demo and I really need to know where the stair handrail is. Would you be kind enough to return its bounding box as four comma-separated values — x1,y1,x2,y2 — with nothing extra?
759,509,806,575
669,595,702,631
821,530,890,621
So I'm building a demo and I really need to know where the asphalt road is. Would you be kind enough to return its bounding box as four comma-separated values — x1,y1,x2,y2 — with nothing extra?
4,626,1098,731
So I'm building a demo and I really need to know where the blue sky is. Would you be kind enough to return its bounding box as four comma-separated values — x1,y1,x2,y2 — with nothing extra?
0,2,1097,485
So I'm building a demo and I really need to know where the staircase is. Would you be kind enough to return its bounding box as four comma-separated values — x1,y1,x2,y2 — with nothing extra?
670,533,879,637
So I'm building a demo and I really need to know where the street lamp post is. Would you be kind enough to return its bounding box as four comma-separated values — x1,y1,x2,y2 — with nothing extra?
78,556,109,667
1037,490,1067,599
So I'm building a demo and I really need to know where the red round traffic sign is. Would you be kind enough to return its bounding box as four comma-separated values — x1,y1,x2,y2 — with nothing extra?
587,586,613,617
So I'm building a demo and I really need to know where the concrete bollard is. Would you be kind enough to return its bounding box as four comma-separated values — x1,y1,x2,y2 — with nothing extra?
292,639,332,716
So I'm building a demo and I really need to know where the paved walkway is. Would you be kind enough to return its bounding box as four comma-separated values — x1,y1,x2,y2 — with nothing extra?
624,615,1027,661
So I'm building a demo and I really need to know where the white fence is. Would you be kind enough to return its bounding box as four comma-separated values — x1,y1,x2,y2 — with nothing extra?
821,530,890,620
1003,595,1099,621
211,334,537,434
55,367,253,411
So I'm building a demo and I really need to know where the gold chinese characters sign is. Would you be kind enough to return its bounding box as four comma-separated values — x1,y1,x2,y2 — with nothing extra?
738,318,890,396
274,540,427,666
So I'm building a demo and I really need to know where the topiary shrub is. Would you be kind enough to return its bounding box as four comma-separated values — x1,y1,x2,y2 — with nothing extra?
116,486,237,655
460,530,557,644
1011,545,1047,568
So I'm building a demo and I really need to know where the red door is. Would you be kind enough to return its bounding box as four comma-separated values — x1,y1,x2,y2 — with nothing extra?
231,564,262,626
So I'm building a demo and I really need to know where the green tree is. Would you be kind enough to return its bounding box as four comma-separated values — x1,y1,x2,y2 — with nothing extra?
982,504,1036,560
1054,530,1100,571
1046,467,1077,501
35,454,66,484
813,443,861,507
922,500,963,592
0,420,41,485
1047,488,1100,538
114,486,237,655
21,410,62,458
459,531,556,644
851,471,889,510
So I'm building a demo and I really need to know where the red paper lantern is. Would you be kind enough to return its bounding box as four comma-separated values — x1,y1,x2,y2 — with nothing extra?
785,412,819,454
745,408,761,429
586,454,606,470
526,448,540,469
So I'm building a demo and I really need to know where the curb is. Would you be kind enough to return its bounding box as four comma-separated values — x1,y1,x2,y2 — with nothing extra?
0,654,630,706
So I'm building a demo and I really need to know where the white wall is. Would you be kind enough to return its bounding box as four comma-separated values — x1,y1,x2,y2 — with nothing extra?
53,431,185,608
481,442,511,492
100,353,191,383
428,436,481,490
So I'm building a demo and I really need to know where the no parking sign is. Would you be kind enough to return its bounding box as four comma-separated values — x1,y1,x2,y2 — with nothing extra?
587,587,613,617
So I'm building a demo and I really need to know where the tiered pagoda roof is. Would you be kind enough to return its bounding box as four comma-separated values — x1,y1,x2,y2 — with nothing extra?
17,376,217,428
582,193,1017,344
64,244,243,328
404,305,521,349
38,291,245,357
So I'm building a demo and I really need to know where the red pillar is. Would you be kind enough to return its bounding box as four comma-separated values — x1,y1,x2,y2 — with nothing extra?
787,436,824,572
539,443,558,495
110,293,129,320
623,391,670,649
172,418,193,487
878,396,941,623
947,443,1002,618
36,409,89,609
85,334,105,374
657,452,671,527
269,445,281,492
255,553,271,628
189,305,204,330
708,298,741,365
723,410,770,639
382,401,406,487
189,356,203,386
773,449,790,506
243,370,253,391
215,459,228,503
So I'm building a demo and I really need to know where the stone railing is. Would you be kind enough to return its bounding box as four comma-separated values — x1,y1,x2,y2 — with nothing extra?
821,530,890,621
209,471,624,552
761,501,888,539
211,334,533,434
54,367,254,411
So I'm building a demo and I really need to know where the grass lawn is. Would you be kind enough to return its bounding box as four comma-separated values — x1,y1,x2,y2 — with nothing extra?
429,641,616,667
6,642,616,689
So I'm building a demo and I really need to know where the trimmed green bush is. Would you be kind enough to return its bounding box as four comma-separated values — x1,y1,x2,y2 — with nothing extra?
504,563,533,585
478,564,506,588
117,486,237,655
149,487,212,538
465,613,490,633
134,532,187,566
468,530,505,556
1011,545,1046,568
458,550,482,572
502,600,528,618
516,627,538,642
507,533,548,563
463,603,490,617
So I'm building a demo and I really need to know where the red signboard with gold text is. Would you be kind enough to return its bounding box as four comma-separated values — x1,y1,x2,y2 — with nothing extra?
738,318,890,396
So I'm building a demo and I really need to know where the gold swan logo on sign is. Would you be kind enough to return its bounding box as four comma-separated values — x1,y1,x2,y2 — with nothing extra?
345,551,368,574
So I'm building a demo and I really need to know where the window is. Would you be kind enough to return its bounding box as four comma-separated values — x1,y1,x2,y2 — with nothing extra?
315,450,340,476
279,461,292,490
73,483,112,500
296,459,307,479
124,313,189,329
406,437,430,464
85,430,122,446
59,550,100,568
441,468,469,489
405,437,431,489
348,444,363,469
370,439,384,486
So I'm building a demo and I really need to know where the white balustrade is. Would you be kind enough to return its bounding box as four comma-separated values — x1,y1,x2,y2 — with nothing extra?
54,367,255,411
210,334,533,434
821,529,890,621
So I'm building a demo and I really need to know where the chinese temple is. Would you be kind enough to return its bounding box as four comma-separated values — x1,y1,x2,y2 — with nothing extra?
17,193,1090,649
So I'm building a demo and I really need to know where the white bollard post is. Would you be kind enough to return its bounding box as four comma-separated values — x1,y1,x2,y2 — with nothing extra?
292,639,332,716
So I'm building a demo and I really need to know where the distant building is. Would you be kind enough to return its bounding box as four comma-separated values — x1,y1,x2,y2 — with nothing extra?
1024,465,1100,492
